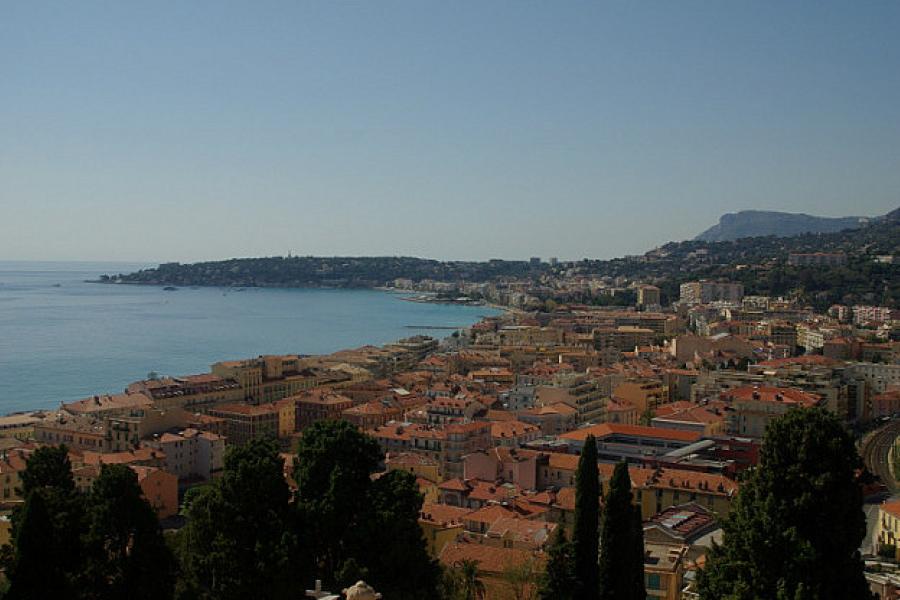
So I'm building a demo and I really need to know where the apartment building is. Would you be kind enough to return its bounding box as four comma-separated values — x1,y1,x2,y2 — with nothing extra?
207,403,279,445
143,428,225,482
593,326,656,351
679,281,744,305
127,374,243,411
613,379,668,414
637,285,661,308
443,421,492,479
722,386,822,438
211,355,324,403
293,390,354,430
536,373,605,423
787,252,847,267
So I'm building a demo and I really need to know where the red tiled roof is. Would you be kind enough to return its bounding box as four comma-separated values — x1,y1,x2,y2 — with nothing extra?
491,420,539,439
419,502,472,526
756,356,842,368
559,423,701,443
724,386,821,408
439,541,545,574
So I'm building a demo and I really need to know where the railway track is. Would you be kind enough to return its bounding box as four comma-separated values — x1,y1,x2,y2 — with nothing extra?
860,420,900,494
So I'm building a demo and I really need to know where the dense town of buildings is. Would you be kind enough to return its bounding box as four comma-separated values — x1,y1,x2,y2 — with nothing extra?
1,272,899,598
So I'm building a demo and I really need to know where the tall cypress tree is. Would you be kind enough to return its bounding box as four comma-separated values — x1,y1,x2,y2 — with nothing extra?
573,434,600,600
698,408,873,600
540,526,576,600
598,461,645,600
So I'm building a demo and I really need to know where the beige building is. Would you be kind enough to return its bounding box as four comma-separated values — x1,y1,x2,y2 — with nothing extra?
212,355,323,403
723,385,822,438
127,374,243,411
0,415,42,441
207,403,279,445
644,542,688,600
679,281,744,305
876,500,900,560
637,285,661,308
143,428,225,482
613,379,668,414
0,449,28,503
536,373,605,423
594,326,656,351
294,390,354,430
274,398,296,438
62,392,154,418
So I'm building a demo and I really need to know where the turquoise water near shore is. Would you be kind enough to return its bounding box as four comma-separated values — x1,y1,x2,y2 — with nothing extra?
0,261,498,413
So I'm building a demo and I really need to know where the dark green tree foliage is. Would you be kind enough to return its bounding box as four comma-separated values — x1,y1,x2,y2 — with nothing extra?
540,526,576,600
573,435,600,600
82,464,175,600
598,462,645,600
355,470,441,598
698,408,873,600
3,445,85,600
295,420,439,598
177,438,298,600
19,445,74,495
295,419,381,580
3,490,71,599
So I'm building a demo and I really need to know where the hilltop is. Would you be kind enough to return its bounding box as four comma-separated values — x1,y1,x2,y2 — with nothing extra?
695,210,869,242
577,208,899,308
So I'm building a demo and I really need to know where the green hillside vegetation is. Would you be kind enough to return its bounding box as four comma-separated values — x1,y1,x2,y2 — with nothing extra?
100,256,547,288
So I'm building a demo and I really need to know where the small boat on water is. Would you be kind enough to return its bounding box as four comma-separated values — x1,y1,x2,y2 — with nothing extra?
163,286,178,291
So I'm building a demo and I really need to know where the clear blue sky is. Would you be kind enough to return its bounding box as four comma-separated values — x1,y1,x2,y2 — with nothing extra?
2,1,898,263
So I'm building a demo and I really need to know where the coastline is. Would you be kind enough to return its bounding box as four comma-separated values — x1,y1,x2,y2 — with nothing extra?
1,272,501,415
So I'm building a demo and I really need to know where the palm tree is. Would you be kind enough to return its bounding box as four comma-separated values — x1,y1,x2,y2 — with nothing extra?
455,559,486,600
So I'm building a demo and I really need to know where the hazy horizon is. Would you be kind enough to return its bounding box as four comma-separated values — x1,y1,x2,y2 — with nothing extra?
3,2,899,263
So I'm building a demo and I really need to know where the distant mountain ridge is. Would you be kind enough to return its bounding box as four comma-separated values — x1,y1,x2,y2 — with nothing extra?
695,210,869,242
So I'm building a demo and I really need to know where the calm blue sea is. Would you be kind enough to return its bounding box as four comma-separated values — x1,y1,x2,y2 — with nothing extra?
0,261,498,414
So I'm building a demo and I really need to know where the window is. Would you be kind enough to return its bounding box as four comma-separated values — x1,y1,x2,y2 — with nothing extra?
647,573,661,590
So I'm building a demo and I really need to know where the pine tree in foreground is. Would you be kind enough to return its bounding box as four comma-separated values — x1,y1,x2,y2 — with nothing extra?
572,434,600,600
598,461,645,600
697,408,873,600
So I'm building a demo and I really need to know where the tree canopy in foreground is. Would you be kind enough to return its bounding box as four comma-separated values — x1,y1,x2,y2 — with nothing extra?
698,408,873,600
